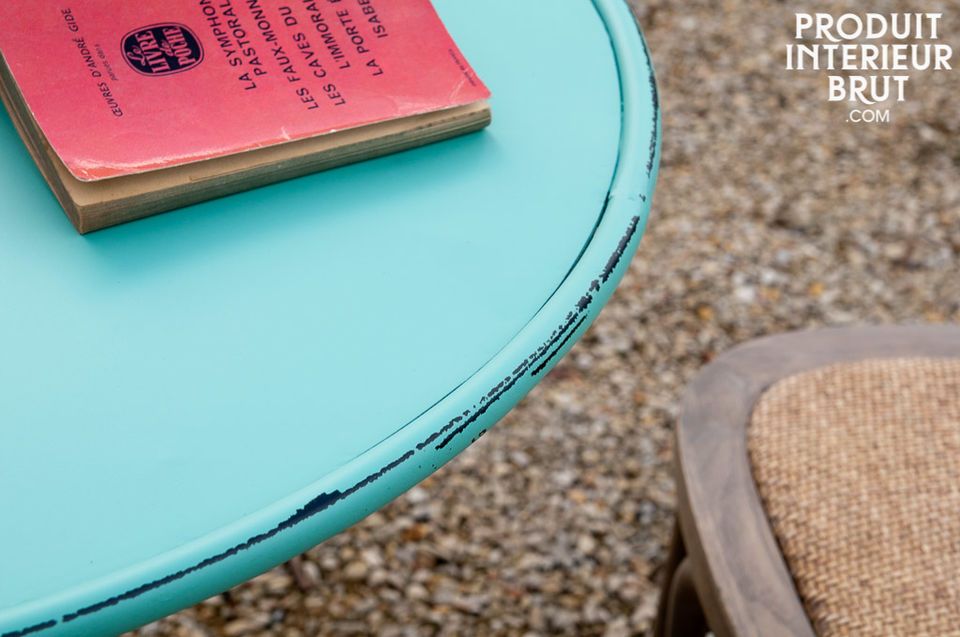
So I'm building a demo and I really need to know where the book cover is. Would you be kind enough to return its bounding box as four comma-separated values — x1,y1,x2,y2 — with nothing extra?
0,1,490,181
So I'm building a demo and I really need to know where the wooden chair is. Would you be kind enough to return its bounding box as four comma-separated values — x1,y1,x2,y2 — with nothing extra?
655,325,960,637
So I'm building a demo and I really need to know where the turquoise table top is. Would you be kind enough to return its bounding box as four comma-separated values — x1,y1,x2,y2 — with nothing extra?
0,1,659,635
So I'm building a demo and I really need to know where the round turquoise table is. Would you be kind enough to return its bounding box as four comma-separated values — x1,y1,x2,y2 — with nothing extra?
0,1,659,635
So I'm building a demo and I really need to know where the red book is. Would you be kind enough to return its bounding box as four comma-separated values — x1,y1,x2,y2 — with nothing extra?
0,1,491,232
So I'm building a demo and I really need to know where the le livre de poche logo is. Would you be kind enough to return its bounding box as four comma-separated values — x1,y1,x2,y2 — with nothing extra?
122,23,204,76
786,12,954,123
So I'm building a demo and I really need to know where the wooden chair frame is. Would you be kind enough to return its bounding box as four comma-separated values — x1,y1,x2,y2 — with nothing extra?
654,325,960,637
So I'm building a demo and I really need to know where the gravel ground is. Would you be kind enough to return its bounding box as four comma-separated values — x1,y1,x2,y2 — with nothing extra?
133,1,960,635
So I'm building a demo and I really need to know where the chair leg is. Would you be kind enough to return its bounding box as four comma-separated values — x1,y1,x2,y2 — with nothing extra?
654,522,686,637
654,520,709,637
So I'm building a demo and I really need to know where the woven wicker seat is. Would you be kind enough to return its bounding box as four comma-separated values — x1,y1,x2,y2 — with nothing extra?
749,358,960,637
655,326,960,637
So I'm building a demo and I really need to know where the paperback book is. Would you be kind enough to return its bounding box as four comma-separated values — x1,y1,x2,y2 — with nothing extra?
0,1,490,232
